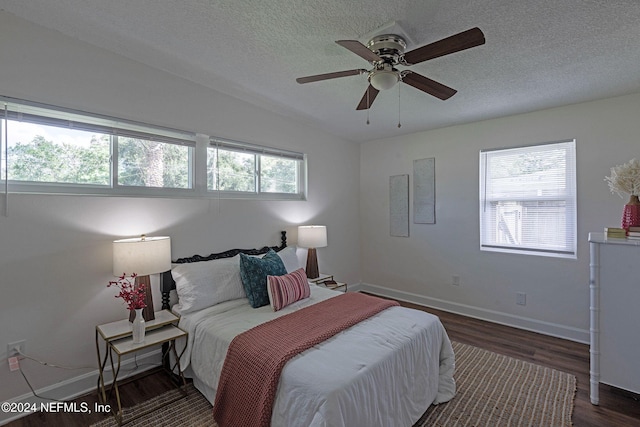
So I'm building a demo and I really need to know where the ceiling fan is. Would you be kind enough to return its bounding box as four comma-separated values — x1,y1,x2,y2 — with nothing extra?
296,27,485,110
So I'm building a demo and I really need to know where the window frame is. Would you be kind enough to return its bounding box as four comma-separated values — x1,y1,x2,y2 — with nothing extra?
479,139,577,259
1,96,307,201
208,137,306,200
111,135,195,195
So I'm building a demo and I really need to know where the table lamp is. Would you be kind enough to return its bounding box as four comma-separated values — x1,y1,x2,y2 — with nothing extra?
297,225,327,279
113,235,171,322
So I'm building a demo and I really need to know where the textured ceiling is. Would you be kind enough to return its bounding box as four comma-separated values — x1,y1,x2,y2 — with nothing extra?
2,0,640,142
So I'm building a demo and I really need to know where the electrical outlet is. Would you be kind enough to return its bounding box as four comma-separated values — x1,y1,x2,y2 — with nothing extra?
452,275,460,286
7,340,26,358
516,292,527,306
8,357,20,372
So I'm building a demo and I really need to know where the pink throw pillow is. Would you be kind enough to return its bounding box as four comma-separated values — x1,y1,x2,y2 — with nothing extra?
267,268,310,311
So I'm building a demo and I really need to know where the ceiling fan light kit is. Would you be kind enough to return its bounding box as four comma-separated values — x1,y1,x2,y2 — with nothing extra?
369,67,399,91
296,27,485,111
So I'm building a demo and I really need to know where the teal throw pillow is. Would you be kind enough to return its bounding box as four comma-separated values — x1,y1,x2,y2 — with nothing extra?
239,250,287,308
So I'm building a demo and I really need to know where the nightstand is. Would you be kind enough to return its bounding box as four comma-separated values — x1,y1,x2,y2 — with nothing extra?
310,274,348,292
96,310,187,425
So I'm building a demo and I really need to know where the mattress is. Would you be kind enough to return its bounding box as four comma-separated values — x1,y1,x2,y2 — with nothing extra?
177,285,456,427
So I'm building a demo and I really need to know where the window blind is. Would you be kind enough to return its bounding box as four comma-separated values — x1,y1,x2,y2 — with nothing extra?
209,137,304,160
479,140,577,258
0,96,196,147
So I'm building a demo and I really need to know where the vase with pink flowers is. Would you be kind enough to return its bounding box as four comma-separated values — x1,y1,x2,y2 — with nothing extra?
108,273,147,343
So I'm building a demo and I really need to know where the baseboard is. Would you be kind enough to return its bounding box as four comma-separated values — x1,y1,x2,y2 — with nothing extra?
358,282,589,344
0,349,162,426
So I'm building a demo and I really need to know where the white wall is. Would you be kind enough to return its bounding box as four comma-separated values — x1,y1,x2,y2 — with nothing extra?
0,11,360,409
360,91,640,342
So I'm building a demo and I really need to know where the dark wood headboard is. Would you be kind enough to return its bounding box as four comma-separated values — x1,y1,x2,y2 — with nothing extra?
160,231,287,309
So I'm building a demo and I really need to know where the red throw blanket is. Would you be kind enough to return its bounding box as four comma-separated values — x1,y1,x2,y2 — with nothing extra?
212,292,399,427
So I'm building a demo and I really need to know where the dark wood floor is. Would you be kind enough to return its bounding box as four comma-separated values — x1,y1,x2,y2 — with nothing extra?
7,301,640,427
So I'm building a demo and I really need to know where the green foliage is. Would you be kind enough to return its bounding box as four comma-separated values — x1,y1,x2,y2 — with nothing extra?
206,149,297,193
117,138,189,188
260,156,297,193
207,149,255,191
7,133,191,188
8,135,110,184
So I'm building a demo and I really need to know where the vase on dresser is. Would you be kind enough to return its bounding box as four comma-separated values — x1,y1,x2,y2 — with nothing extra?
131,308,145,344
621,194,640,230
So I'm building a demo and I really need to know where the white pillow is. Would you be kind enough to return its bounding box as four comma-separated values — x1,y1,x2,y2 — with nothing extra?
171,255,245,314
277,246,301,273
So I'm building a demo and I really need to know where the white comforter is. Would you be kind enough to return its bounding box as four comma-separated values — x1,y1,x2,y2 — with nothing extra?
177,285,456,427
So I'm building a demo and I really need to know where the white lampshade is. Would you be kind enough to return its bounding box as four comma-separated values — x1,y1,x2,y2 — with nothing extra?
112,235,171,276
297,225,327,249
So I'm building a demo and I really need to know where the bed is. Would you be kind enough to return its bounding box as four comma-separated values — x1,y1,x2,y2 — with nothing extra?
161,231,456,427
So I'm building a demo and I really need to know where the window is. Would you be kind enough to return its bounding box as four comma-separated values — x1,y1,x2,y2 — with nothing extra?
260,155,299,194
1,96,306,200
116,137,191,189
1,97,195,195
207,138,305,198
208,148,256,192
3,120,111,186
479,140,576,258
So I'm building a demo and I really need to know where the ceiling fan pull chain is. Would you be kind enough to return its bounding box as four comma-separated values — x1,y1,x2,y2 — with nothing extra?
366,87,370,125
398,83,402,128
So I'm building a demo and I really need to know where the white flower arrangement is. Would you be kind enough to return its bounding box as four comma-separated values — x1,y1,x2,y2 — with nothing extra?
605,158,640,198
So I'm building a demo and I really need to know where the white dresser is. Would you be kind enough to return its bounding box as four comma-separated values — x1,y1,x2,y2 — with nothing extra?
588,232,640,405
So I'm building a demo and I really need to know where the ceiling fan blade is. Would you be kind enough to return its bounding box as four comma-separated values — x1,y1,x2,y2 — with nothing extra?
403,27,485,65
356,85,380,110
402,72,457,100
296,69,366,84
336,40,382,63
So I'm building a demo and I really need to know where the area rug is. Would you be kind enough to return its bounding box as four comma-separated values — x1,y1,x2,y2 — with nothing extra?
90,384,211,427
417,341,576,427
91,341,576,427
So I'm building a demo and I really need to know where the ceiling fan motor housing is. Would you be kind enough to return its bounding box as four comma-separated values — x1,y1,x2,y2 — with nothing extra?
366,34,407,65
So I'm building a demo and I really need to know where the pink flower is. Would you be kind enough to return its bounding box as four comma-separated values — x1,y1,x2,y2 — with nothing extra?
108,273,146,310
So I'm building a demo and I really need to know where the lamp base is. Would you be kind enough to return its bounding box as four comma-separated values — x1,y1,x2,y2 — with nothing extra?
305,248,320,279
128,275,155,322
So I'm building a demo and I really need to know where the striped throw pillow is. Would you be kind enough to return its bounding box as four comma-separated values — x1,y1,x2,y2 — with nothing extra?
267,268,310,311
